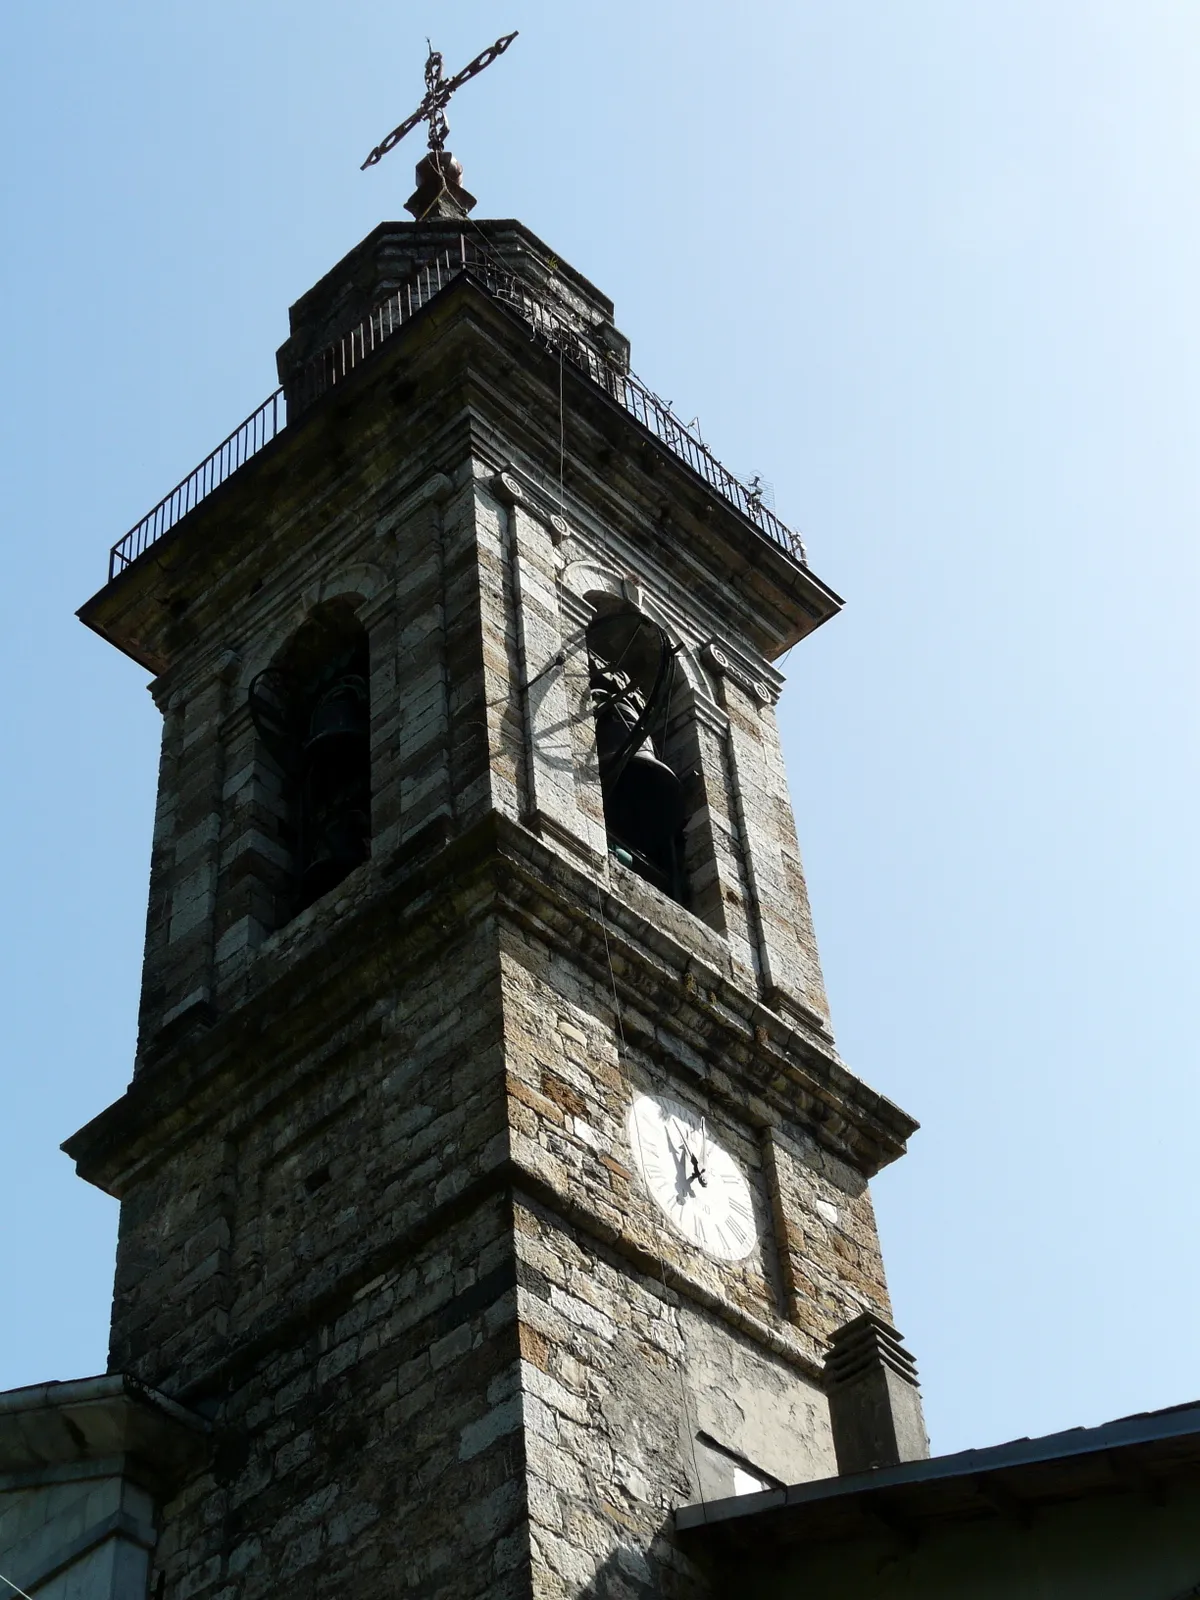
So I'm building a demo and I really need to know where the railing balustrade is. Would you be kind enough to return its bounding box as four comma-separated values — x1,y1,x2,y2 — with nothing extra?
108,391,284,580
107,238,806,581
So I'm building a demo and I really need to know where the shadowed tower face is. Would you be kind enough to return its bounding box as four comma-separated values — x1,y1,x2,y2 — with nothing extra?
67,204,922,1599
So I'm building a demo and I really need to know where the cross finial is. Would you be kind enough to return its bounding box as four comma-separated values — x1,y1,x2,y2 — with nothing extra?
422,40,451,151
360,31,518,218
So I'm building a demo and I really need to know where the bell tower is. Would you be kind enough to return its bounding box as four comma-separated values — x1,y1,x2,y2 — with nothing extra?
65,148,924,1597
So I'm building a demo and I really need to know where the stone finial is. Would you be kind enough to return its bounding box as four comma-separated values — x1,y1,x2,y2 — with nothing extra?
825,1310,930,1474
405,151,477,220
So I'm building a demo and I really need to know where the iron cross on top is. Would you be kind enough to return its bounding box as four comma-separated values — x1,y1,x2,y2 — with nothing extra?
360,31,519,170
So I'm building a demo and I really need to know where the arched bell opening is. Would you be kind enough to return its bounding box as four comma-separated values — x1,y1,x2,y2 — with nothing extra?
586,600,689,905
249,603,372,922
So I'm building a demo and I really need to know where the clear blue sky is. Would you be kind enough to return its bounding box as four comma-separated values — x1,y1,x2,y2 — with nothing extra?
1,1,1196,1458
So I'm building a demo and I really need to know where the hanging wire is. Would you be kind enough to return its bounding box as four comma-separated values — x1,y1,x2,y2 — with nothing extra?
0,1571,36,1600
558,342,566,512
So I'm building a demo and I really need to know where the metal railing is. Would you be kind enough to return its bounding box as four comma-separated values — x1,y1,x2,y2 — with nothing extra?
418,242,808,564
619,373,799,556
289,240,474,412
107,237,807,580
109,390,284,579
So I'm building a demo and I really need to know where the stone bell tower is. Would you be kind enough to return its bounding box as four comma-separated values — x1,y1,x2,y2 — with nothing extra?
61,164,924,1597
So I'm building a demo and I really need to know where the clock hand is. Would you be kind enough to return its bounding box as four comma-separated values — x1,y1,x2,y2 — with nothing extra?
666,1123,708,1194
677,1124,707,1189
664,1125,693,1197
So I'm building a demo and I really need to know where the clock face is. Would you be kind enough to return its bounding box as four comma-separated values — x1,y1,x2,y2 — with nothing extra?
626,1092,757,1261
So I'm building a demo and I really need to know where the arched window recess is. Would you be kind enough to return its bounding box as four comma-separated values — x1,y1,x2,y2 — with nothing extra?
248,606,371,920
587,601,688,903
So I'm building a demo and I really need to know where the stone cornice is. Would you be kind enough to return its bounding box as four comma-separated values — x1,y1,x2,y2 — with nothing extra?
489,818,917,1170
64,814,916,1197
703,639,778,706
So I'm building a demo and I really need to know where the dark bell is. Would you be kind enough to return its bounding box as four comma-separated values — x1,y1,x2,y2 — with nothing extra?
607,745,686,858
304,677,368,753
594,697,641,770
594,697,686,875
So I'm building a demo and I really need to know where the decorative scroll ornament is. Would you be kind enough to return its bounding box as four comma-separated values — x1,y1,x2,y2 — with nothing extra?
702,641,772,705
492,471,525,505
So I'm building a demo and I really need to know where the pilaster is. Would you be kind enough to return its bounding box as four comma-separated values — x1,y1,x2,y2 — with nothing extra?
383,471,457,855
716,670,831,1031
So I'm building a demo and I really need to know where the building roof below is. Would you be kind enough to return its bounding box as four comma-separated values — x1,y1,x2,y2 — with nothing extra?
677,1401,1200,1551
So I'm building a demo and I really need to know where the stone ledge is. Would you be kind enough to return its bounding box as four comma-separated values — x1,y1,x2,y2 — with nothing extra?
489,817,918,1175
63,813,916,1197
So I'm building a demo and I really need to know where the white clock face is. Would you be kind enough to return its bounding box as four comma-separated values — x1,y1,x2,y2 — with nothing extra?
626,1093,757,1261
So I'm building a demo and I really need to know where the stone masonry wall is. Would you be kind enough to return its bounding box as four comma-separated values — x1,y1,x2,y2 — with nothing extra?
93,859,898,1600
151,1196,530,1600
0,1472,158,1600
498,918,892,1375
715,677,830,1031
109,900,508,1397
497,904,895,1595
125,290,839,1078
513,1204,835,1600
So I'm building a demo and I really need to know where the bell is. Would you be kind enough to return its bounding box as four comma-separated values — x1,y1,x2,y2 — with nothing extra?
607,745,686,858
593,697,642,772
588,605,686,897
297,673,371,907
304,676,368,755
